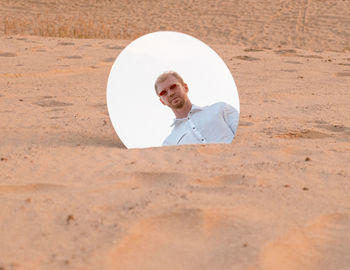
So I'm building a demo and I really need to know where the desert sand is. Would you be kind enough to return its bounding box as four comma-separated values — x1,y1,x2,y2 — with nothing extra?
0,1,350,269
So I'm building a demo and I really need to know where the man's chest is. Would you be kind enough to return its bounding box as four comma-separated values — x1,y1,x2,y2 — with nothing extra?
171,110,226,144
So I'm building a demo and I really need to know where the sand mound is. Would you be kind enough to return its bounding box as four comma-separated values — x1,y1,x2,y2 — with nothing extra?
106,207,274,270
258,213,350,270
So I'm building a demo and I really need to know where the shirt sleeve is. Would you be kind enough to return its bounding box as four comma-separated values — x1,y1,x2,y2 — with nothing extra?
162,140,169,146
162,137,171,146
222,103,240,137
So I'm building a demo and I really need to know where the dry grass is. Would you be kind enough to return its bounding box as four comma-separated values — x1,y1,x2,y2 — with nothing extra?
3,13,115,39
1,0,348,51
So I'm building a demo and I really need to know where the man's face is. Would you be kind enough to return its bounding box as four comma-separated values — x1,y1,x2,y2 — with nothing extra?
156,75,189,109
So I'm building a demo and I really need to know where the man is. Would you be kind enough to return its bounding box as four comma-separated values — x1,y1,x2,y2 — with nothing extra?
154,71,239,146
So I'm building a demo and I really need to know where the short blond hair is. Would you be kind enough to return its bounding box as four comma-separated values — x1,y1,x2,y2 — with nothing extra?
154,71,185,94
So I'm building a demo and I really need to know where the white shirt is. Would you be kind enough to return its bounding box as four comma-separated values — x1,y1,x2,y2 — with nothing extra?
162,102,239,146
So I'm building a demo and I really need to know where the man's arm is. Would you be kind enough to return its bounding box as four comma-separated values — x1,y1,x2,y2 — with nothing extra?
222,103,240,137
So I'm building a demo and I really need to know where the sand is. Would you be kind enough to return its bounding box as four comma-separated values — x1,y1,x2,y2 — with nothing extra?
0,1,350,269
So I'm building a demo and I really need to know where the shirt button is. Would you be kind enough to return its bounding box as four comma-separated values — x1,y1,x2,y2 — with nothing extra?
201,139,204,141
187,117,190,120
193,127,195,130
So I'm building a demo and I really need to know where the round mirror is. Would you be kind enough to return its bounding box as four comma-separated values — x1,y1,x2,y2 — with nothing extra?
107,31,240,148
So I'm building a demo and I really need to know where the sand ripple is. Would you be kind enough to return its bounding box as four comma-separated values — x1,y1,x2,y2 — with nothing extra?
258,213,350,270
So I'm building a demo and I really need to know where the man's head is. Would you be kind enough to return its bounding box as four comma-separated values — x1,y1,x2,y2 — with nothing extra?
154,71,189,109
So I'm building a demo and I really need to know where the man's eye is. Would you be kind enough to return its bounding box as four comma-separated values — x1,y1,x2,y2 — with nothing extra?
159,90,167,96
170,84,177,90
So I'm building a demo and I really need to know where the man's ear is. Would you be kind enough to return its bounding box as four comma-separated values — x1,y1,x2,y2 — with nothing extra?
160,98,166,105
184,83,189,92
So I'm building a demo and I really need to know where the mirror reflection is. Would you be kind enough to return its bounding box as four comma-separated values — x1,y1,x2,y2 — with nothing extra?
107,31,240,148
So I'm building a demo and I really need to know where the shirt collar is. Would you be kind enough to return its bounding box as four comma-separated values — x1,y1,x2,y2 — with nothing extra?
170,104,203,127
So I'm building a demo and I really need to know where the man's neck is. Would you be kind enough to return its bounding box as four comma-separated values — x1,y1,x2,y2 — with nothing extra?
173,100,192,119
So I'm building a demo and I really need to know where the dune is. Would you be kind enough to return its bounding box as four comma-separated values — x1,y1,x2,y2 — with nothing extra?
0,0,349,269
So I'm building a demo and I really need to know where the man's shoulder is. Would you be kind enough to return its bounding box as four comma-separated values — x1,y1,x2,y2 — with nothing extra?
205,101,233,112
212,101,231,107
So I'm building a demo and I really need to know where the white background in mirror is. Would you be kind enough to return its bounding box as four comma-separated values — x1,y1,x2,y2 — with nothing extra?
107,31,240,149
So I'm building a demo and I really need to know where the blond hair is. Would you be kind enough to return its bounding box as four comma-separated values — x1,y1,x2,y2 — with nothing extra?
154,71,185,94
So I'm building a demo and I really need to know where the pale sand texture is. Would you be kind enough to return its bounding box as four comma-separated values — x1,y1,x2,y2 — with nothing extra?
1,1,350,270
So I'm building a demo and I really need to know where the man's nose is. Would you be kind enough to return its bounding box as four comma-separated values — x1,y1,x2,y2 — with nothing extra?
168,88,176,96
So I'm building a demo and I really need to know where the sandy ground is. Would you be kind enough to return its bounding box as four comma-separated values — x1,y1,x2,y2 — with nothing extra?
1,1,350,270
